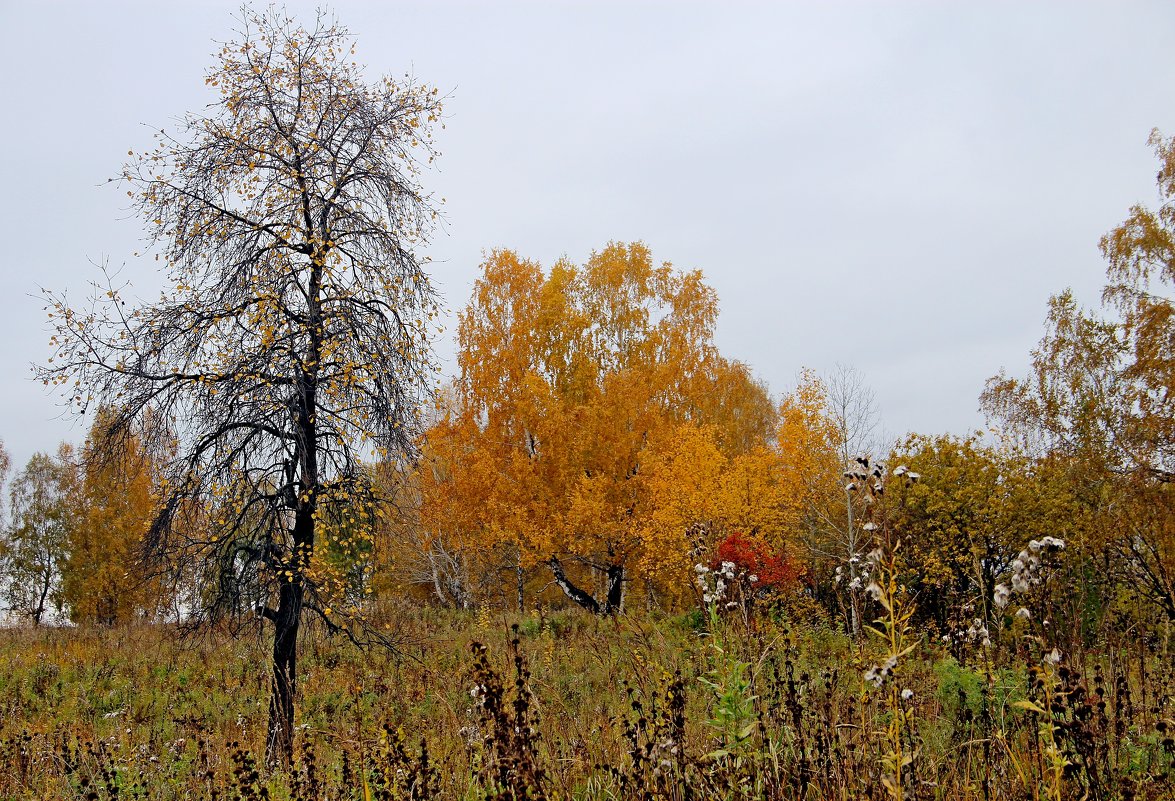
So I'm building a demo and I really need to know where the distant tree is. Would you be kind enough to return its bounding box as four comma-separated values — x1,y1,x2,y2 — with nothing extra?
38,8,442,766
775,369,878,636
884,434,1085,637
823,365,882,636
983,129,1175,624
402,393,497,609
61,410,165,626
2,447,77,626
634,423,797,605
774,370,841,541
0,439,10,528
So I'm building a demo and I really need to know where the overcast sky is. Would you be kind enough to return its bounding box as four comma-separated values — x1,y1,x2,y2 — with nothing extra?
1,1,1173,469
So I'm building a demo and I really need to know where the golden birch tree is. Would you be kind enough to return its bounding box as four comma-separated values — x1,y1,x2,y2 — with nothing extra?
983,128,1175,623
62,410,165,626
420,244,776,613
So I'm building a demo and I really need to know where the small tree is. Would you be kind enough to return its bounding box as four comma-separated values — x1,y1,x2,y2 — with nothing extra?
62,409,166,626
2,447,77,626
824,365,882,637
39,8,442,766
775,369,876,636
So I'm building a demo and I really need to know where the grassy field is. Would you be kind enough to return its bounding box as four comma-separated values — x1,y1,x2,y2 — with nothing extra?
1,605,1173,800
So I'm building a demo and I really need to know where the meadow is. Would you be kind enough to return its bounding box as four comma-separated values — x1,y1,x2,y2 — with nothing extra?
5,8,1175,801
2,600,1172,800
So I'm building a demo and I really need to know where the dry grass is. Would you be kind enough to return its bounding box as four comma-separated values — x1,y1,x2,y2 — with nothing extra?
0,604,1173,800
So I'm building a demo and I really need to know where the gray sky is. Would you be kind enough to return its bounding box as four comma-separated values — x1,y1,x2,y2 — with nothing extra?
1,1,1173,470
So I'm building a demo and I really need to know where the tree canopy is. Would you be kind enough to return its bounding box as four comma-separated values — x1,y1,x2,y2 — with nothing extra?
983,128,1175,623
418,244,778,613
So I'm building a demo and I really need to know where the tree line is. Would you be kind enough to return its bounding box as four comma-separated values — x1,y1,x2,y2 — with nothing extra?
0,411,161,627
9,213,1173,652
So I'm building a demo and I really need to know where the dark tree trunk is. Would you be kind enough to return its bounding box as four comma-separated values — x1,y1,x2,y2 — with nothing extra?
547,558,624,615
604,564,624,614
98,596,116,627
33,569,52,627
266,577,301,769
266,475,315,766
266,265,320,769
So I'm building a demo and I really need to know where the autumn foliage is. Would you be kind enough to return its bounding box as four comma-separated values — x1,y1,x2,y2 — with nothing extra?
711,530,804,594
416,243,786,613
7,5,1175,798
62,411,165,626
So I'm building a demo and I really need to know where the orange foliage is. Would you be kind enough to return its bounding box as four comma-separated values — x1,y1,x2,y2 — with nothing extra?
419,244,778,608
63,410,165,625
774,370,841,537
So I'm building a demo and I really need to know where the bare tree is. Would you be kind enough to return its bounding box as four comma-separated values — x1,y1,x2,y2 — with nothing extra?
414,531,476,609
816,365,882,636
825,365,882,471
38,8,442,767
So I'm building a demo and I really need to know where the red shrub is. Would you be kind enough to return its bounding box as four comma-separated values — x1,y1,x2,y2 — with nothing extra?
711,531,803,594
